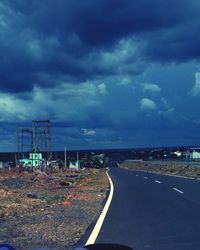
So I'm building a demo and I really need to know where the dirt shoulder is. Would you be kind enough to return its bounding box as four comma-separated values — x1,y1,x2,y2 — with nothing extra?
0,168,109,250
119,160,200,179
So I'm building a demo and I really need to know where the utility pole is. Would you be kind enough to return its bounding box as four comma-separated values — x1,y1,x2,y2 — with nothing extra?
77,151,79,169
17,127,20,164
64,146,67,168
15,153,17,167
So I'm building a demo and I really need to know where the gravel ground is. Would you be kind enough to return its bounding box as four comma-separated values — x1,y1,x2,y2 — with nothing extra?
119,160,200,179
0,168,109,250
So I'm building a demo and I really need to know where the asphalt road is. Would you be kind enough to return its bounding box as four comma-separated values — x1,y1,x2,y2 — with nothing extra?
95,167,200,250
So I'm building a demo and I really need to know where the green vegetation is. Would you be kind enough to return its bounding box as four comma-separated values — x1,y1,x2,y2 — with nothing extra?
41,191,65,204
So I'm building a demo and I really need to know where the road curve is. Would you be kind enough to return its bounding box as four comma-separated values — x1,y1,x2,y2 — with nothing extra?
95,167,200,250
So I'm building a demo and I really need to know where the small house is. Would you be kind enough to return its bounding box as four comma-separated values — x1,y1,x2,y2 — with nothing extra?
20,152,43,167
69,161,79,170
186,148,200,160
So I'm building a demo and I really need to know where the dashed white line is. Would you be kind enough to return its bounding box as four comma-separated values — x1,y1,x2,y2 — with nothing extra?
173,187,184,194
154,180,162,184
144,176,148,179
136,174,139,177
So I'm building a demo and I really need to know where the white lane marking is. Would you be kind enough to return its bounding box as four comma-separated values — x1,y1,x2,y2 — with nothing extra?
173,187,184,194
144,176,148,179
86,170,114,245
136,174,139,177
154,180,161,184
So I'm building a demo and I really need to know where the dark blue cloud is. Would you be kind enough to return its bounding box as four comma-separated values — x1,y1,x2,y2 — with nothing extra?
146,20,200,62
0,0,200,150
24,0,196,46
0,0,199,93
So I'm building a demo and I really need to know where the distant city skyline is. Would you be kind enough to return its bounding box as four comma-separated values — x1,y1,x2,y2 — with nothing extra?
0,1,200,151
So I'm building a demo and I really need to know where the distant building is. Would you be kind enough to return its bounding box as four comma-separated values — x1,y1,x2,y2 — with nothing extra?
172,151,182,157
69,152,80,170
92,154,105,160
186,148,200,160
20,152,43,167
92,154,105,163
175,151,182,157
69,161,79,170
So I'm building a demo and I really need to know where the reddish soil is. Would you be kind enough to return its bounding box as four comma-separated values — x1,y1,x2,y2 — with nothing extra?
0,168,109,250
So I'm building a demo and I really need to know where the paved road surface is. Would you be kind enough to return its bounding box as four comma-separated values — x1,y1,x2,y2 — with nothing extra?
96,167,200,250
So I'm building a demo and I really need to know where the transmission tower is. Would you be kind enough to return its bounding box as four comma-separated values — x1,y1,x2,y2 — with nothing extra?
17,127,33,161
32,120,51,160
17,120,52,162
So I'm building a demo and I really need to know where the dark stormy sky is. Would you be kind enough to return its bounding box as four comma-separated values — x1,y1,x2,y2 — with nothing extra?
1,0,200,151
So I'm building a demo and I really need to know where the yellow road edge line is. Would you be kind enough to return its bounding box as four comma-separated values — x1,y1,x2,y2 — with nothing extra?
85,169,114,245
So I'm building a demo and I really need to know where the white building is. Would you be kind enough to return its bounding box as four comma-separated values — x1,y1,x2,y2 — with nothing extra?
20,152,43,167
174,151,182,157
186,148,200,159
69,161,79,170
69,152,80,170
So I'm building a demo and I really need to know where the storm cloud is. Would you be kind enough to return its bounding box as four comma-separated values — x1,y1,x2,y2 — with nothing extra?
0,0,200,92
0,0,200,150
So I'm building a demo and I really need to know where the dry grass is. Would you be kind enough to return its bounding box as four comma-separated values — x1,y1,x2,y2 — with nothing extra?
0,168,109,249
